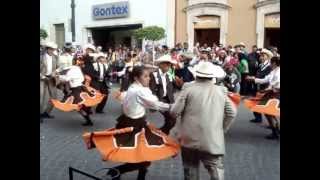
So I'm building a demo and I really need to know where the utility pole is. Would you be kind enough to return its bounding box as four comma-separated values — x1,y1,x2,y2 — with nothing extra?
71,0,76,42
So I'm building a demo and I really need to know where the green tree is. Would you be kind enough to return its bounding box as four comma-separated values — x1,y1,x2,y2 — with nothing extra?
40,28,48,40
133,26,166,62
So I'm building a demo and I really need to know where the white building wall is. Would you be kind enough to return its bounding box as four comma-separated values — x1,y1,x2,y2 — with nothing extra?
40,0,72,42
40,0,173,47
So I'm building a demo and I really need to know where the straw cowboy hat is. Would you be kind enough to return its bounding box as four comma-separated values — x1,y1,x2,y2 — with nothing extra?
238,42,246,47
188,61,226,78
235,42,246,48
45,41,58,49
154,54,177,64
260,48,274,59
83,44,96,51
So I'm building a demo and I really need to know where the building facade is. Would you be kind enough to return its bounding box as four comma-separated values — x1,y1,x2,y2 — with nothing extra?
175,0,280,50
40,0,279,50
40,0,175,49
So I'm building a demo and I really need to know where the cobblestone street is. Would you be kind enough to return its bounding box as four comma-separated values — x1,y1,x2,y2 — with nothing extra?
40,86,280,180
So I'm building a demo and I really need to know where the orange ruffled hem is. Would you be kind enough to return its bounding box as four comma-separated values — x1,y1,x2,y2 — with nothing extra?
244,94,280,117
83,123,180,163
51,86,105,112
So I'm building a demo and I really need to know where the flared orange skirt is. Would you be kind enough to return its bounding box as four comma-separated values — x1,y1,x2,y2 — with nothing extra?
83,115,180,163
51,86,105,112
244,92,280,117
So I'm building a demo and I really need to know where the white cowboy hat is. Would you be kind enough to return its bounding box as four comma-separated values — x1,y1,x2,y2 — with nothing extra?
180,52,195,59
45,41,58,49
188,61,226,78
64,42,73,49
260,48,274,59
154,54,177,64
199,47,210,53
83,44,96,51
90,53,106,62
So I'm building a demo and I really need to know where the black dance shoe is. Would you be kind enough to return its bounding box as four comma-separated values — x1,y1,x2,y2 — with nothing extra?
107,168,120,180
249,119,262,123
41,112,55,119
265,133,280,140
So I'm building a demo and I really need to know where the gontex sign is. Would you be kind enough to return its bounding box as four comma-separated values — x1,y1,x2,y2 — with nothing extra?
92,1,129,20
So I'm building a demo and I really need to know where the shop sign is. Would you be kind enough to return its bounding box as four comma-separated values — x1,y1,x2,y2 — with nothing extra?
265,13,280,28
92,1,129,20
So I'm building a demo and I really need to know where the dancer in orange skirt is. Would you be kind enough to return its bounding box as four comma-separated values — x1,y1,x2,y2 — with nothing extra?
51,57,104,126
83,65,180,180
246,56,280,140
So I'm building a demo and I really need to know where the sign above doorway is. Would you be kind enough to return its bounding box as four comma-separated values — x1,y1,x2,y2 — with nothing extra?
92,1,129,20
193,16,220,29
264,13,280,28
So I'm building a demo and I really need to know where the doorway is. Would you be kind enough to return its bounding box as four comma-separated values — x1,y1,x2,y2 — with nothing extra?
264,28,280,52
55,24,65,49
194,28,220,46
90,24,142,51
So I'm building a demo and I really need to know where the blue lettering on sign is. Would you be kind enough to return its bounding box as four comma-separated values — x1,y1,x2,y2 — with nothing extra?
93,8,100,16
122,6,128,14
93,3,128,18
106,8,111,16
100,8,105,16
111,6,116,15
116,7,121,14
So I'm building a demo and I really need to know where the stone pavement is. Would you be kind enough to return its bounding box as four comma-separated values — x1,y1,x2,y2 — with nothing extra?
40,86,280,180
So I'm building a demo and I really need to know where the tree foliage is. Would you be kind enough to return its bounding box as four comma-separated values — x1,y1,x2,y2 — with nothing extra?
133,26,165,41
40,28,48,39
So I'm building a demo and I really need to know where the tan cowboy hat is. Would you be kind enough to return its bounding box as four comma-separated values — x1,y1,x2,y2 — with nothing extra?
188,61,226,78
45,41,58,49
239,42,246,47
260,48,274,59
154,54,177,64
235,42,246,48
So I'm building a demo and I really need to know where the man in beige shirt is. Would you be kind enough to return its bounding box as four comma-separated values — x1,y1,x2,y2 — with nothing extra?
40,42,59,122
170,61,236,180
